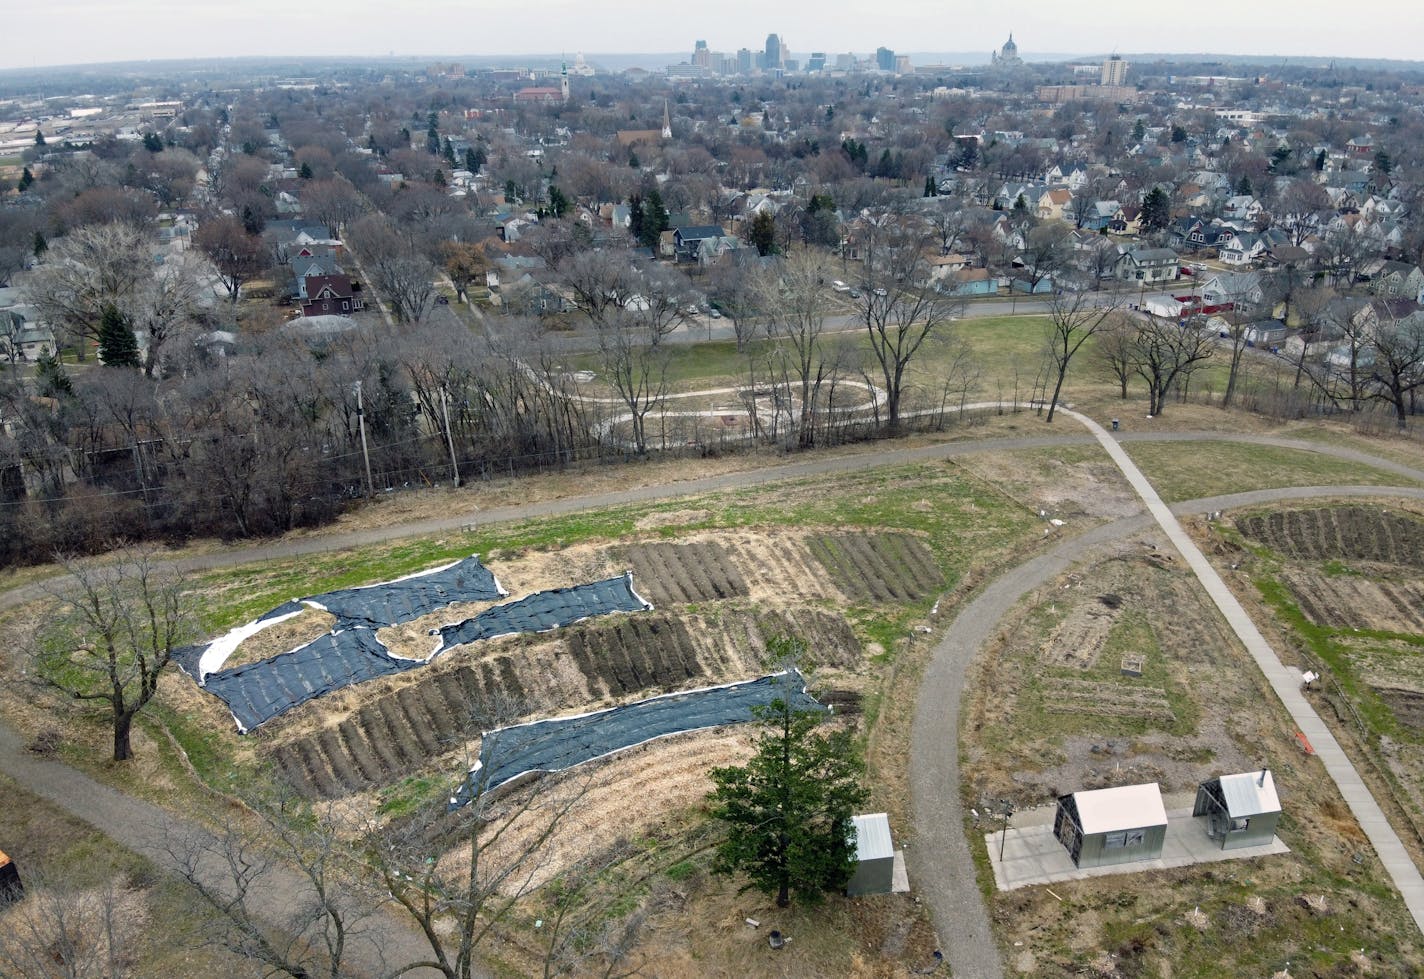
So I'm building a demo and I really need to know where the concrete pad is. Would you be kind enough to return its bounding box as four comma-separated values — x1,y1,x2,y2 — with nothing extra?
985,808,1290,891
891,849,910,893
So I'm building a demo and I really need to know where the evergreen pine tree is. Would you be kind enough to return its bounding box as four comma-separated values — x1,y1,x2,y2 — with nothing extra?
33,130,45,147
749,210,776,256
299,161,313,179
18,167,33,192
35,351,72,398
97,304,141,369
32,231,47,257
707,661,868,908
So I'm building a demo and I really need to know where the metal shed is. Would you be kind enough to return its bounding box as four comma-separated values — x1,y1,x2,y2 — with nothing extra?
846,813,895,896
1193,769,1281,850
1054,783,1168,869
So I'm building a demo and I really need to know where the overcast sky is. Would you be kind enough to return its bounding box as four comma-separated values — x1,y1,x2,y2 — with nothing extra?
5,0,1416,71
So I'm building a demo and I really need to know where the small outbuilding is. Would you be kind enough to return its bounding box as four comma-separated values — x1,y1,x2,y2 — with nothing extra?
846,813,895,896
0,848,22,905
1193,769,1282,850
1054,782,1168,869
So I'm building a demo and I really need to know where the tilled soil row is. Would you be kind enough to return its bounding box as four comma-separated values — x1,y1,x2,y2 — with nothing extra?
1237,505,1424,568
619,541,749,605
808,532,944,603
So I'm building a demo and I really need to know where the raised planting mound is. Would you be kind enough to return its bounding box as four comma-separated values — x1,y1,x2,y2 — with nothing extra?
1040,597,1125,669
262,607,862,799
1235,505,1424,568
1281,570,1424,633
807,532,944,603
618,541,748,605
1044,677,1176,725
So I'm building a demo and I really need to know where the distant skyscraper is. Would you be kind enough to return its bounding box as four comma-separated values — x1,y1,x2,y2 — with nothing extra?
876,46,895,72
693,40,710,69
738,48,753,74
765,33,783,69
807,52,827,72
1101,55,1129,86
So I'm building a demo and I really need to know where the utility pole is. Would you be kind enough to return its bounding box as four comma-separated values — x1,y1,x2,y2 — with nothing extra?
355,380,374,498
439,384,461,487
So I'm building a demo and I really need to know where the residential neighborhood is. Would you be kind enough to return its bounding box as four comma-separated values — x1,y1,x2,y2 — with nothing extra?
3,24,1424,979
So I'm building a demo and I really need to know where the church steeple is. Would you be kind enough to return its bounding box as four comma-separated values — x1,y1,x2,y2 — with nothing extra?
661,99,672,139
560,61,569,102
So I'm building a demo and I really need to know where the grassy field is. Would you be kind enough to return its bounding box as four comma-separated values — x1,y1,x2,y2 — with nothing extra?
1123,439,1423,503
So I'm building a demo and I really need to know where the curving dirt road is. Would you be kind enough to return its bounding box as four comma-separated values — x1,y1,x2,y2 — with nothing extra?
3,426,1424,978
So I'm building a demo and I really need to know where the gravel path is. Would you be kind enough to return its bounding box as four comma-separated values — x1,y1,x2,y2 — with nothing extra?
0,720,448,979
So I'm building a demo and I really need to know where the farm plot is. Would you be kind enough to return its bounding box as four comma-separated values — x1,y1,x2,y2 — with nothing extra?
617,540,748,605
807,532,943,603
715,531,848,604
1044,677,1176,725
1040,595,1124,669
1280,570,1424,633
1235,504,1424,568
262,606,863,799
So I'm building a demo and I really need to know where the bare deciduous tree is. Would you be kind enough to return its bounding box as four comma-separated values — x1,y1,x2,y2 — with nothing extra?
24,222,151,361
0,876,147,979
857,218,965,429
1131,317,1216,416
168,793,381,979
35,547,195,761
370,766,595,979
194,214,265,304
1042,293,1124,422
757,250,841,447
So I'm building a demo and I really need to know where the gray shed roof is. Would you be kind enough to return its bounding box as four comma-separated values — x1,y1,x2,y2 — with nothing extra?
852,813,894,862
1214,770,1281,818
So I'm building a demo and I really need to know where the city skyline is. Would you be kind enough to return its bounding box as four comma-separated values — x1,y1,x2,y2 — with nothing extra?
5,0,1422,72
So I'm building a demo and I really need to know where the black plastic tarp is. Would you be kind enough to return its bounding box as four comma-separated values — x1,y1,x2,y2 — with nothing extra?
303,556,506,629
450,671,824,808
431,573,652,653
203,629,417,733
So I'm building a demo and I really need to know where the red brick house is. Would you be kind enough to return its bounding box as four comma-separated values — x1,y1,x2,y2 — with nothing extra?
300,275,364,317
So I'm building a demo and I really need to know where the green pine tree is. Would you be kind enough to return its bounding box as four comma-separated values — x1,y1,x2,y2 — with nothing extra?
33,130,45,147
299,161,313,179
18,167,33,192
464,147,479,172
32,230,47,257
35,351,72,398
97,304,141,369
1315,148,1328,171
749,209,776,257
707,667,868,907
1140,186,1171,232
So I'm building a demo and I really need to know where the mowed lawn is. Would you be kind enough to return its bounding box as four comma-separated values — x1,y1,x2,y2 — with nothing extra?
1123,439,1424,502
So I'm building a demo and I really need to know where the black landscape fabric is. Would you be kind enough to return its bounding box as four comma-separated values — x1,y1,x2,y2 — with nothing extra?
432,573,652,652
450,671,824,808
303,555,505,628
204,629,417,733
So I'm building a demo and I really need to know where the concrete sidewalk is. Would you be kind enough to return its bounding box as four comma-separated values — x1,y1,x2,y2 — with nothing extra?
986,806,1290,891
